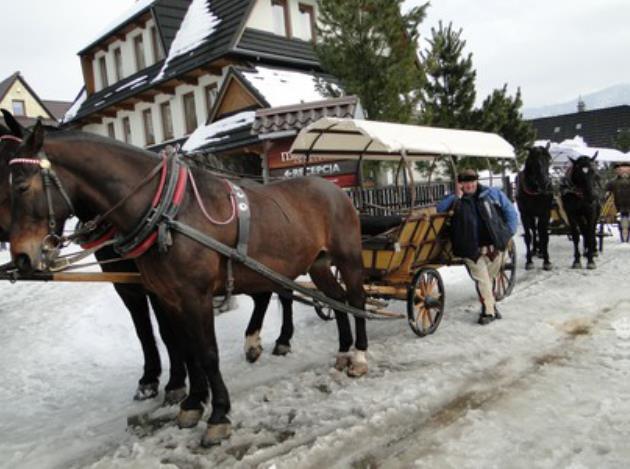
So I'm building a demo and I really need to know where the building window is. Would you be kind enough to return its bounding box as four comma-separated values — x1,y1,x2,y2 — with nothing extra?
99,56,108,88
299,4,316,41
122,116,132,143
183,92,198,134
575,123,582,130
134,34,146,71
12,100,25,116
160,101,174,141
142,109,155,145
151,27,164,62
107,122,116,139
205,83,218,119
553,126,561,133
113,48,123,82
272,0,291,37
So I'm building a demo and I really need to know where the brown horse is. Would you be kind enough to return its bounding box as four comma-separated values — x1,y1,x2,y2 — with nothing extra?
1,112,297,404
9,122,367,447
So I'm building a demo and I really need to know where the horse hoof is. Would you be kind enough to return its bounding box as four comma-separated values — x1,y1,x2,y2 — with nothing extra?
245,345,263,363
572,262,582,269
176,409,203,429
201,423,232,447
272,343,291,356
543,262,553,271
134,382,159,401
587,262,596,270
347,362,368,378
334,353,352,371
163,387,187,406
525,262,534,270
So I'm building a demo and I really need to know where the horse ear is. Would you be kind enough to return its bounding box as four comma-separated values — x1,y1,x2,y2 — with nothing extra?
591,151,598,162
568,157,576,164
1,108,24,138
25,120,45,153
545,141,551,151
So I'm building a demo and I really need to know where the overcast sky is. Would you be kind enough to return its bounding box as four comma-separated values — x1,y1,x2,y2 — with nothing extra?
1,0,629,108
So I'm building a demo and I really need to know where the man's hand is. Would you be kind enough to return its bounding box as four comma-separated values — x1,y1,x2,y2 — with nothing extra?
455,182,463,198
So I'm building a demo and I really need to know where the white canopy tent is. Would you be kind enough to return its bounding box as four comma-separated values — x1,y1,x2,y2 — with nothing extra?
290,118,515,161
534,136,630,166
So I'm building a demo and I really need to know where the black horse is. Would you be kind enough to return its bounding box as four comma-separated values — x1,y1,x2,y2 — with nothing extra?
516,145,553,270
560,154,601,269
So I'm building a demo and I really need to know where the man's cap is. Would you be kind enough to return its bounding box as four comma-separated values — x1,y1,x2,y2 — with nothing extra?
457,168,479,182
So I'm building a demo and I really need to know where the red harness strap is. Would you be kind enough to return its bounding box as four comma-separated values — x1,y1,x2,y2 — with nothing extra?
79,226,117,250
123,163,189,259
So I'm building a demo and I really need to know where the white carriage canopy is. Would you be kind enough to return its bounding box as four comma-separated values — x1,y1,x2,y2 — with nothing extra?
289,118,516,161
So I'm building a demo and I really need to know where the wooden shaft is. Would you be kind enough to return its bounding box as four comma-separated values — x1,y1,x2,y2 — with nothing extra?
0,271,143,283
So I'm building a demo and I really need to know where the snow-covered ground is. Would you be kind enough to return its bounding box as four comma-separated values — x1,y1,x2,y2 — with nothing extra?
1,230,629,468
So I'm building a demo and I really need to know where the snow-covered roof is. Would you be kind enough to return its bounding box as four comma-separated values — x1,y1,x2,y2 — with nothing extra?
62,89,87,124
153,0,222,83
290,118,516,161
182,111,255,153
83,0,156,53
240,66,336,108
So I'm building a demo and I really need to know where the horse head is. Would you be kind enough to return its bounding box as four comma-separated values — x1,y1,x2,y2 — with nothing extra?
568,152,599,199
0,109,27,242
524,144,552,193
9,121,71,272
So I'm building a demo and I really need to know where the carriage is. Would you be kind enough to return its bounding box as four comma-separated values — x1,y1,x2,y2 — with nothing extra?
289,118,517,336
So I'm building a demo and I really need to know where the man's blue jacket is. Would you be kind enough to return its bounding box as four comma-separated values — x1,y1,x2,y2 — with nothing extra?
437,185,518,235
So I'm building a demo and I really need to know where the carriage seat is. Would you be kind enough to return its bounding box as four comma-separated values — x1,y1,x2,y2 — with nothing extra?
359,214,404,236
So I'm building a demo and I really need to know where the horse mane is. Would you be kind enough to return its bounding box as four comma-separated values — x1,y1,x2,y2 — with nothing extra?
46,128,161,160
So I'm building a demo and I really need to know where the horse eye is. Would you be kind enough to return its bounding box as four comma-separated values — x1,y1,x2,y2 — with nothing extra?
16,182,30,193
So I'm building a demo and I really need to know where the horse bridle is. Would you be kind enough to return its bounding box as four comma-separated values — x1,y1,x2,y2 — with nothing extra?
9,149,77,253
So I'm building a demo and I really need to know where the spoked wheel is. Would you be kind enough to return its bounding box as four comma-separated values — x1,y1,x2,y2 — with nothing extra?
313,266,341,321
406,268,445,337
494,240,517,301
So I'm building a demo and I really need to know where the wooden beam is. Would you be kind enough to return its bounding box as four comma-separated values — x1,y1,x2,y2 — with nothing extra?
114,101,135,111
155,84,176,95
100,109,118,118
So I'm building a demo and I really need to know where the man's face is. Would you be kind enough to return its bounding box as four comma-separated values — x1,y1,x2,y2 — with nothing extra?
461,180,478,194
616,166,630,178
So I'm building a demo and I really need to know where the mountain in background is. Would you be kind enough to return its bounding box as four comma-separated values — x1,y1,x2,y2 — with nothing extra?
523,83,630,119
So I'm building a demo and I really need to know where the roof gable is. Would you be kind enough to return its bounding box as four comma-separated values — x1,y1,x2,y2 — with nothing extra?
0,72,19,103
0,72,54,120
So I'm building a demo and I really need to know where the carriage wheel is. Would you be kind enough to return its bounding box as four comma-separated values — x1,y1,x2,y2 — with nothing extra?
406,268,445,337
314,266,341,321
494,240,517,301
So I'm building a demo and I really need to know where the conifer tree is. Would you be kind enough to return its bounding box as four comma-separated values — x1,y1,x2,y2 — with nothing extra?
474,85,535,167
315,0,428,123
419,21,476,129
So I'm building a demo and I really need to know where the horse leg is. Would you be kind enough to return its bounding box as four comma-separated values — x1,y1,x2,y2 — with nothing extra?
272,291,294,356
522,215,534,269
336,260,368,378
538,215,552,270
113,283,161,400
244,292,271,363
180,294,231,447
148,294,187,405
569,219,582,269
586,214,597,269
308,261,358,376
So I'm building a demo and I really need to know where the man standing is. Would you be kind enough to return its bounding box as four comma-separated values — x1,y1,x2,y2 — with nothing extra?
437,169,518,325
606,162,630,242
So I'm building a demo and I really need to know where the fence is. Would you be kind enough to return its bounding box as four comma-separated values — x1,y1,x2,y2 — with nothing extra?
346,182,451,215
